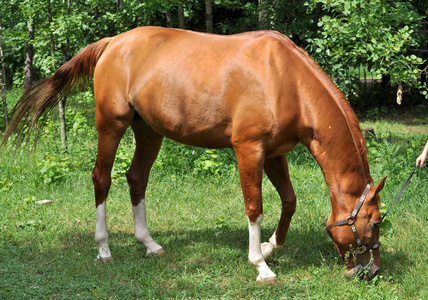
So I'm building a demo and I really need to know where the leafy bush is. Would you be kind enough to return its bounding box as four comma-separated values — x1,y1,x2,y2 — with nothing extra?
365,132,424,184
153,139,237,178
192,149,237,177
37,155,70,185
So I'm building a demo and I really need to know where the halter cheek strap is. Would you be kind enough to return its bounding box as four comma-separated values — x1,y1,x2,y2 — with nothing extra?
326,184,381,257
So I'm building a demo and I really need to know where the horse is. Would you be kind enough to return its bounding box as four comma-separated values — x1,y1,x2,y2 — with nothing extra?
2,26,387,283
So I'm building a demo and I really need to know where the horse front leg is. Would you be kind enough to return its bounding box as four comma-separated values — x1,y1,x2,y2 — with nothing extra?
127,120,165,257
262,155,296,260
234,143,278,283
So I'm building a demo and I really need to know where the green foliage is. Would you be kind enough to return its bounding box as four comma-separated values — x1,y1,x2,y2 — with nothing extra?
37,154,70,185
154,141,237,178
111,141,133,182
308,0,426,101
2,0,428,111
365,131,425,185
18,218,46,231
0,177,12,192
193,149,237,176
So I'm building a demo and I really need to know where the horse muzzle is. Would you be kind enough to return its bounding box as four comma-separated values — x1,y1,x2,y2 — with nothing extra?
344,264,379,281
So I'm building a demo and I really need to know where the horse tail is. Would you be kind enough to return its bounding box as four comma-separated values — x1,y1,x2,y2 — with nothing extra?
1,37,112,147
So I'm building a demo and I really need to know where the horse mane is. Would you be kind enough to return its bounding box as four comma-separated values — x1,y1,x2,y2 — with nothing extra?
315,64,374,190
330,90,374,185
318,77,377,205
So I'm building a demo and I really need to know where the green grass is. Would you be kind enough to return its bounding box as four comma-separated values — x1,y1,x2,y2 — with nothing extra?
1,98,428,298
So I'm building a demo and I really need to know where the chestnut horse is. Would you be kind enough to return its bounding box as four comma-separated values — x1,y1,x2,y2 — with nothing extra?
2,27,386,282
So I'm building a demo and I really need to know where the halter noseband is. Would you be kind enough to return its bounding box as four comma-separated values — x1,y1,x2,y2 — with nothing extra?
326,184,381,260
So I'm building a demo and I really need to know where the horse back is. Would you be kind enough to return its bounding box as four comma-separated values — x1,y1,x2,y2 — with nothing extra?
93,27,306,152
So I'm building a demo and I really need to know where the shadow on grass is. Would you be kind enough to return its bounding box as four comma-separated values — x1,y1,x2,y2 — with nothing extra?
3,220,412,280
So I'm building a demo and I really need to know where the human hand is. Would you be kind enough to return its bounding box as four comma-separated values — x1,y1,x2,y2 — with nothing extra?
416,141,428,167
416,153,427,167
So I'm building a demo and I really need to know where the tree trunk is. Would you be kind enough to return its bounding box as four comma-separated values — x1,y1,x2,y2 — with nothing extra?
178,2,186,29
116,0,123,12
47,0,67,153
24,20,34,90
258,0,279,30
59,0,72,151
287,0,294,22
258,0,269,29
205,0,213,33
65,0,71,63
0,16,8,127
166,10,172,27
421,64,427,87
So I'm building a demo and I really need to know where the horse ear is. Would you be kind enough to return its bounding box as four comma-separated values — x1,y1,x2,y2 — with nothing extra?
373,176,387,195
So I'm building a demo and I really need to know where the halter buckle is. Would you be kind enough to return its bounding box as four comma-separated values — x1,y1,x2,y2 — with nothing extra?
346,216,355,226
355,245,367,255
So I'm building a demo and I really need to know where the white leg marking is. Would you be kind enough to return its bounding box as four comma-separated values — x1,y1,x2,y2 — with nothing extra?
261,230,283,261
133,199,164,256
95,202,112,261
247,215,277,282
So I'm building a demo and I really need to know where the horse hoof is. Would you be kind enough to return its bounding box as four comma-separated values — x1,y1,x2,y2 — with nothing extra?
256,277,279,284
97,255,113,263
147,248,166,257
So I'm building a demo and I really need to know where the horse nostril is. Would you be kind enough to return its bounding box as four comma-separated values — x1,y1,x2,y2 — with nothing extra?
344,264,379,281
344,265,362,279
372,222,381,230
367,265,379,282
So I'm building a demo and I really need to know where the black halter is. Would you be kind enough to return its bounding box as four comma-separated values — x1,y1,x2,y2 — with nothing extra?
326,184,381,259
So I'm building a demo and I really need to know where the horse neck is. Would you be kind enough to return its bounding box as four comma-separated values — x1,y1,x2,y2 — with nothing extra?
300,86,372,208
279,43,371,213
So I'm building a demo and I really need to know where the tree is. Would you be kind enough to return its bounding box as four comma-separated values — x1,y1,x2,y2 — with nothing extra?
21,0,40,90
24,20,34,90
178,1,186,29
2,0,426,113
46,0,67,153
205,0,213,33
0,14,8,127
166,1,173,28
309,0,426,101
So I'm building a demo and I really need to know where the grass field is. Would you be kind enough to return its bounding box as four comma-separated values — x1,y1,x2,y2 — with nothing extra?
1,98,427,299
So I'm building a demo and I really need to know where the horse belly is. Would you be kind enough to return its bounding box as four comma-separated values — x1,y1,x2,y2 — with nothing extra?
153,118,233,149
136,92,234,149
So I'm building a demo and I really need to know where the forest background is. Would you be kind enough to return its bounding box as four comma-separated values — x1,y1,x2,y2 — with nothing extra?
1,0,428,111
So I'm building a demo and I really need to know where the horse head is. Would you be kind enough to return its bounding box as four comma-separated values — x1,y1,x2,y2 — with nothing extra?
326,176,387,281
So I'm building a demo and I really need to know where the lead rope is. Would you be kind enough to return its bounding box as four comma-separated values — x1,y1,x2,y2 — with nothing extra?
381,164,422,222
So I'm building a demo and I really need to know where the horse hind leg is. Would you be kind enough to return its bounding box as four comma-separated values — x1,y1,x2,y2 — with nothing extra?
92,125,130,262
92,91,135,262
126,118,165,257
262,155,296,260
